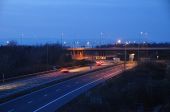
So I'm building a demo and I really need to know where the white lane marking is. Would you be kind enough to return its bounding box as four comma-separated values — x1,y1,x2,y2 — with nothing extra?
0,64,124,106
8,109,15,112
33,70,122,112
28,101,33,104
0,66,101,106
33,78,102,112
44,94,47,97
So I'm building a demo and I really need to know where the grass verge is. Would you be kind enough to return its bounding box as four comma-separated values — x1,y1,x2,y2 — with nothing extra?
58,62,170,112
0,64,118,104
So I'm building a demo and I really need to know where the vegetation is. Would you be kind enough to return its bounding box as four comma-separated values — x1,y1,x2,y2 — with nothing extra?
0,44,89,80
59,62,170,112
97,43,170,48
96,43,170,60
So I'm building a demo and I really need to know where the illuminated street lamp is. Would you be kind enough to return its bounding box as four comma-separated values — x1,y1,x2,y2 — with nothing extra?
124,42,129,70
63,41,66,47
86,41,90,48
138,32,146,62
100,32,104,46
117,39,128,70
75,41,79,48
117,39,121,44
6,41,10,45
61,32,64,47
138,32,148,61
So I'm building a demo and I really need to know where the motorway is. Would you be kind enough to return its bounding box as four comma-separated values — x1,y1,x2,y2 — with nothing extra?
0,63,135,112
0,63,112,99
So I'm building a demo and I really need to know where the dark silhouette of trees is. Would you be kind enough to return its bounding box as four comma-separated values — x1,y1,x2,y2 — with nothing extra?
0,44,72,79
96,43,170,48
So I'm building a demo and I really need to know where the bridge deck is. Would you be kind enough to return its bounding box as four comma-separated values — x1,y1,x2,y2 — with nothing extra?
67,47,170,51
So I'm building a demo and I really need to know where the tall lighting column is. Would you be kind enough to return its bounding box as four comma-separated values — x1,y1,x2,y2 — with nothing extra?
138,32,143,62
100,32,103,47
61,32,64,47
124,42,128,71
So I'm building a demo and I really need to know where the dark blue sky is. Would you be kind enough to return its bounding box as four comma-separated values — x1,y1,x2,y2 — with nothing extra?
0,0,170,45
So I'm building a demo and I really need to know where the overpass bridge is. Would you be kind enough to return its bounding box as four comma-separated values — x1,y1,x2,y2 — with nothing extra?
67,47,170,61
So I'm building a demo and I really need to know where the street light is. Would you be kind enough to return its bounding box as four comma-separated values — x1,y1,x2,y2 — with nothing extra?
117,39,127,70
124,42,128,70
138,32,148,62
61,32,64,47
63,41,66,46
86,41,90,48
138,32,144,62
117,39,121,44
100,32,103,47
6,41,10,45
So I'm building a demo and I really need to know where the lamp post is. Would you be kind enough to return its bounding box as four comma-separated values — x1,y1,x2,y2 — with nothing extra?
138,32,142,62
138,32,148,62
76,41,79,48
86,41,90,48
100,32,103,47
124,42,128,71
117,39,127,70
117,39,121,44
61,32,64,47
63,41,66,47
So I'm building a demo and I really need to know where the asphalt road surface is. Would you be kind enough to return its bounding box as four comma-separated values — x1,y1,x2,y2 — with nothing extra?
0,64,133,112
0,62,112,99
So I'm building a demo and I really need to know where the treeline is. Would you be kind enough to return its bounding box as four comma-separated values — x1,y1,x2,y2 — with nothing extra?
0,44,72,80
97,43,170,48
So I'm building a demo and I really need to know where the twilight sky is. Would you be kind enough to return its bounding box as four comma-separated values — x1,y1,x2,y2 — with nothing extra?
0,0,170,45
